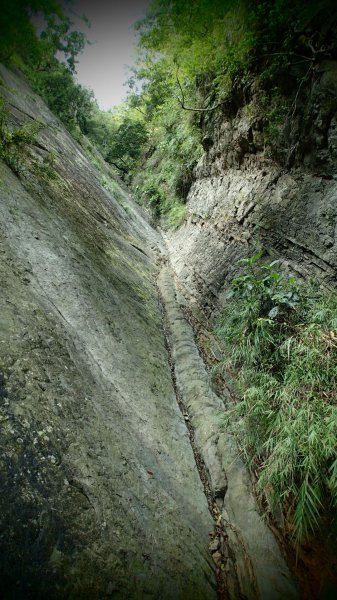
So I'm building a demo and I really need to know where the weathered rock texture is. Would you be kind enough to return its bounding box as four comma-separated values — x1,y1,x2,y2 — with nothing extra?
166,60,337,309
158,267,298,600
0,65,217,599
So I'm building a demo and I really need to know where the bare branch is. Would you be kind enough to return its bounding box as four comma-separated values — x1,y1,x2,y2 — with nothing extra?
133,106,146,117
290,62,314,119
175,72,222,113
263,52,315,62
107,159,128,174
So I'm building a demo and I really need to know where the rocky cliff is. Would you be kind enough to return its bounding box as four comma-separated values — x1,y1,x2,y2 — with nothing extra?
0,65,218,599
166,60,337,311
0,64,305,600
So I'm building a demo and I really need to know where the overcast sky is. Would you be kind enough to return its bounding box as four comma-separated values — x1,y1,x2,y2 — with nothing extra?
69,0,150,110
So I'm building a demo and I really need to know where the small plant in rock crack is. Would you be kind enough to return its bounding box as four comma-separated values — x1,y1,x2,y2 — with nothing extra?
220,251,307,370
32,150,57,181
0,99,44,175
216,251,337,548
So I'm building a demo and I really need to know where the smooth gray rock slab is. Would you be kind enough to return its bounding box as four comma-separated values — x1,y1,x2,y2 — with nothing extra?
0,65,216,600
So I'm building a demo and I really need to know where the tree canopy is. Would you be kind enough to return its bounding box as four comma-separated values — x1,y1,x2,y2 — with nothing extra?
0,1,99,138
1,0,337,214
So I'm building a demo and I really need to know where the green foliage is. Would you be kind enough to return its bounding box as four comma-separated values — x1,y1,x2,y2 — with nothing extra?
85,111,115,157
33,65,96,136
166,202,187,227
216,253,337,547
3,0,335,221
0,1,87,73
110,0,254,223
259,91,290,148
0,99,44,174
38,15,87,73
0,1,97,142
136,0,253,91
122,0,337,224
131,91,202,224
105,117,148,175
253,0,337,66
0,1,62,65
80,99,150,179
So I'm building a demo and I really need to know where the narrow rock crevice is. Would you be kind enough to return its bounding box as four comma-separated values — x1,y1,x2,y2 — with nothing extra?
157,264,299,600
157,269,238,599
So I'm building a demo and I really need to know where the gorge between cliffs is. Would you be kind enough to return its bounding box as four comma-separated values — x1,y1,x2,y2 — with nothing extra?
1,6,337,596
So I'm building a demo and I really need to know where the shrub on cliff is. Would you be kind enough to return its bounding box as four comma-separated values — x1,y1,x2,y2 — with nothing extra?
216,252,337,547
124,0,337,221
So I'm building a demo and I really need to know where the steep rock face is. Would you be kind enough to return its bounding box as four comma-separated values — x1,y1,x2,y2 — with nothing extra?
166,61,337,309
0,66,216,599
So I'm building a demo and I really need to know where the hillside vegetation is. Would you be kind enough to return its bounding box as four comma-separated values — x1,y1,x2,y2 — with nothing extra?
216,253,337,547
122,0,337,224
3,1,336,225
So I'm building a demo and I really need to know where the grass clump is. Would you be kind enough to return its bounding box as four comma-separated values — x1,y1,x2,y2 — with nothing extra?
216,251,337,547
0,99,45,175
166,202,187,228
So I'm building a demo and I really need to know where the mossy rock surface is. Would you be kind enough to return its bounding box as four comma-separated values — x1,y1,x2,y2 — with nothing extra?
0,64,216,600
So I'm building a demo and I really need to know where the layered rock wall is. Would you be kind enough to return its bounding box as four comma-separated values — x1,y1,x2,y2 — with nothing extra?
167,61,337,310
